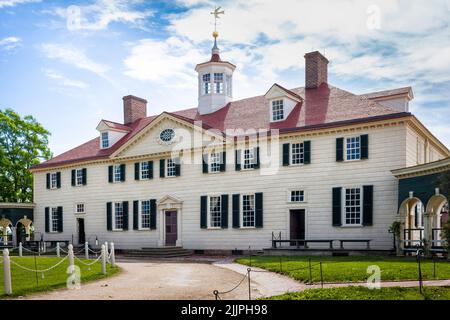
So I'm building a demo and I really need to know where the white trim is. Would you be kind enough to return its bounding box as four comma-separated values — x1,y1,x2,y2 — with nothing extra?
112,201,124,231
75,203,85,214
207,195,222,229
50,172,58,190
287,189,307,203
139,200,151,231
290,142,305,166
344,135,362,162
342,186,363,227
240,193,256,229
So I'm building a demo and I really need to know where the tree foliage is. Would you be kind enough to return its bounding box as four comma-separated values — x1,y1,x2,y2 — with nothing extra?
0,108,52,202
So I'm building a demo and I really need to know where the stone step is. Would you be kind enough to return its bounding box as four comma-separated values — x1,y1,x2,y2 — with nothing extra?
123,247,193,258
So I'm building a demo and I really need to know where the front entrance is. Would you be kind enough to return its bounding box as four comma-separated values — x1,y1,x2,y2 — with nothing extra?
77,218,85,245
290,209,305,245
165,211,178,246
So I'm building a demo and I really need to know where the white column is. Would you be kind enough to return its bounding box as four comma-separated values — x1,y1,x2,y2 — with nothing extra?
3,249,12,295
101,244,107,275
85,241,89,260
68,244,74,274
110,242,116,268
56,242,60,258
19,242,22,257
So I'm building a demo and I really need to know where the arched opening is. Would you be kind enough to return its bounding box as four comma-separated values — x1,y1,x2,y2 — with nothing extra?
0,217,13,247
398,197,425,249
426,194,448,249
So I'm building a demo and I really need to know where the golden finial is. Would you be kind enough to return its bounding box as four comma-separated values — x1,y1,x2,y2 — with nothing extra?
212,30,219,38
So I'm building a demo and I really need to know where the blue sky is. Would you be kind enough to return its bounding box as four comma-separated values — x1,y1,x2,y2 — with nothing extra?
1,0,450,156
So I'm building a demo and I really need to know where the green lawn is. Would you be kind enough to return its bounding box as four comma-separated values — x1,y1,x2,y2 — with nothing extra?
236,255,450,283
0,256,119,298
265,286,450,300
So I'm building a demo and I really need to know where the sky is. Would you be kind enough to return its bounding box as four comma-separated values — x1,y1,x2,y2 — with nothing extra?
1,0,450,157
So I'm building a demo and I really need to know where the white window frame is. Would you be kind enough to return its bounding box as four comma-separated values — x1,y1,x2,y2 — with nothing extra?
214,73,224,94
208,195,222,229
166,159,176,177
50,172,58,190
242,148,255,170
342,187,363,227
241,194,256,229
345,136,361,161
202,73,211,95
50,207,59,233
113,202,124,231
140,200,151,230
209,152,221,173
289,190,306,203
140,162,150,180
101,132,109,149
113,165,122,183
75,203,85,214
290,142,305,165
75,169,83,186
271,99,284,122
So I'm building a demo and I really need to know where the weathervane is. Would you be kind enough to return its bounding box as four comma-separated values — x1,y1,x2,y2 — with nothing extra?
210,6,225,38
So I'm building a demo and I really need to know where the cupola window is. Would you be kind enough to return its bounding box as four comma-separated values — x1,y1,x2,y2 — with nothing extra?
214,73,224,94
202,74,211,95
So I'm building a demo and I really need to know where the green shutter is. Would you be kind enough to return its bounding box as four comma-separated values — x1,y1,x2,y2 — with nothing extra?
361,134,369,160
220,152,226,172
253,147,260,169
56,172,61,188
221,194,228,229
122,201,129,230
45,207,49,232
175,158,181,176
135,163,140,180
82,168,87,185
57,206,63,232
71,170,76,186
160,159,165,178
332,187,342,226
150,199,156,229
120,164,126,182
148,161,154,179
363,185,373,226
255,193,263,228
108,166,113,183
200,196,207,229
282,143,290,166
46,173,50,189
106,202,112,231
235,150,241,171
133,200,139,230
336,138,344,162
202,154,209,174
232,194,240,228
304,141,311,164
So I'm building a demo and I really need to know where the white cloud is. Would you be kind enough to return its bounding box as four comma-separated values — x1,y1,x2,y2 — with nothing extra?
51,0,153,31
0,36,21,51
43,68,88,88
0,0,40,9
40,43,109,76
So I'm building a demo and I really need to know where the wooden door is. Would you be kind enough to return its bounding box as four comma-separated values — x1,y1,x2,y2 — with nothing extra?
290,209,305,245
165,211,178,246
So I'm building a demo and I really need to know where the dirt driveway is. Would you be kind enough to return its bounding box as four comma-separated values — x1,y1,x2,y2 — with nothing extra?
18,258,282,300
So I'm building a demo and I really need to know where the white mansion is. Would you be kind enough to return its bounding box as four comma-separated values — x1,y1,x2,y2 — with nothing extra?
30,35,449,252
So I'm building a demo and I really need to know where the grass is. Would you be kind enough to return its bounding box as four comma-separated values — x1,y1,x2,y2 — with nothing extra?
236,255,450,283
264,286,450,300
0,256,120,298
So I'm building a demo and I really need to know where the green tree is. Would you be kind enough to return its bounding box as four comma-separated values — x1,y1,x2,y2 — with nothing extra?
0,108,52,202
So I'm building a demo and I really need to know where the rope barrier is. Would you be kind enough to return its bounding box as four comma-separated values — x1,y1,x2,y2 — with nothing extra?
88,248,102,254
74,254,103,266
10,255,69,273
214,270,249,300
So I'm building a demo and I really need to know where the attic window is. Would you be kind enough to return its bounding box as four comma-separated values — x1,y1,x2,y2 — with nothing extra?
101,132,109,149
272,99,284,121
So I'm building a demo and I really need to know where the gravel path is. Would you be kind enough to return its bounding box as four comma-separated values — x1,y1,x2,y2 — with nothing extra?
15,257,450,300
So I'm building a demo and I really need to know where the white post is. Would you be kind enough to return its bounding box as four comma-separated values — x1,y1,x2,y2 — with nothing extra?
104,241,109,262
85,241,89,260
101,244,107,275
110,242,116,268
56,242,60,258
19,242,23,257
42,241,46,253
68,244,74,274
3,249,12,295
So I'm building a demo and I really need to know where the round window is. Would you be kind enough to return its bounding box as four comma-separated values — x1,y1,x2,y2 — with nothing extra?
159,128,175,142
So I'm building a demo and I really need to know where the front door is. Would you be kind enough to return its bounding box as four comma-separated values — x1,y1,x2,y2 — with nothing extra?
290,209,305,245
77,218,85,245
165,211,178,246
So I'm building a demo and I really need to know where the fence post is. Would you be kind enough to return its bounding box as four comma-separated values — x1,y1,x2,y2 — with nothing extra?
19,242,22,257
68,244,74,274
56,242,60,258
101,244,107,275
417,249,423,294
3,249,12,295
104,242,109,262
85,241,89,260
110,242,116,268
247,268,251,301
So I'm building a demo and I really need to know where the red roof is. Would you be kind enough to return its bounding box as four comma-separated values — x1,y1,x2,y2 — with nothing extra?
32,83,410,170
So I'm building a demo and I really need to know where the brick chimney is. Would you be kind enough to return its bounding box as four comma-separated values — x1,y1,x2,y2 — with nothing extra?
304,51,329,89
123,95,147,125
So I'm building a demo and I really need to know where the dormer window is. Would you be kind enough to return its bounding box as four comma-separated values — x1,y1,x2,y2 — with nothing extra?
214,73,223,94
101,132,109,149
272,99,284,121
202,74,211,95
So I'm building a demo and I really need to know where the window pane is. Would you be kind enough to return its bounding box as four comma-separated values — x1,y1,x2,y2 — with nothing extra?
346,136,361,160
51,173,57,189
141,200,151,229
243,149,255,169
210,153,221,173
51,207,58,232
272,100,284,121
290,190,304,202
114,165,121,182
291,143,304,165
242,195,255,227
209,196,221,227
167,159,176,177
114,203,123,230
76,169,83,185
345,188,361,225
140,162,149,179
102,132,109,148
